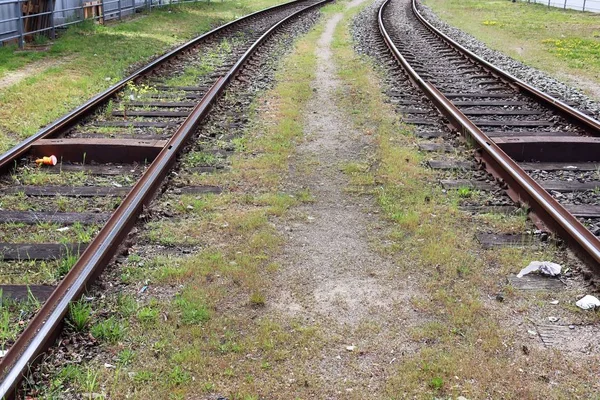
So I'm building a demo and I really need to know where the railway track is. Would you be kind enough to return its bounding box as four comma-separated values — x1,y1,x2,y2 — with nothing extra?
377,0,600,270
0,0,329,396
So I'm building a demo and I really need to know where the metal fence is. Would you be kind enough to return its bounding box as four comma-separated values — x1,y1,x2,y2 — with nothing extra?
522,0,600,12
0,0,209,48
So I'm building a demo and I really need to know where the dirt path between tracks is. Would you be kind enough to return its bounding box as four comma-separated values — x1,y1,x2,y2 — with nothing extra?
267,2,425,396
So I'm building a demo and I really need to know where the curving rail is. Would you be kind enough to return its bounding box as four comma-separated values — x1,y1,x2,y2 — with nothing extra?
377,0,600,270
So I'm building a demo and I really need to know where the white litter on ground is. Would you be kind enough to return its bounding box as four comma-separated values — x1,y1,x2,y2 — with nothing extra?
517,261,562,278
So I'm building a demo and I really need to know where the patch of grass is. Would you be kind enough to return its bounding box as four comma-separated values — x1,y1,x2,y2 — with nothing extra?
117,294,138,317
183,151,220,167
175,293,210,325
91,317,127,343
57,249,79,278
117,349,136,366
423,0,600,98
429,376,444,390
137,305,159,325
457,186,473,198
249,290,266,307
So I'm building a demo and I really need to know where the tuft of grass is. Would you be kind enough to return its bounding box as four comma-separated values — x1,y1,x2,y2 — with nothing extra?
249,291,266,307
117,294,138,317
457,186,473,198
429,376,444,390
175,295,210,325
137,306,159,325
67,300,92,332
117,349,136,366
91,317,127,343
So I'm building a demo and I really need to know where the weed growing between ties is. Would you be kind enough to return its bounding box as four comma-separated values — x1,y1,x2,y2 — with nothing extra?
0,0,290,153
423,0,600,98
332,4,599,398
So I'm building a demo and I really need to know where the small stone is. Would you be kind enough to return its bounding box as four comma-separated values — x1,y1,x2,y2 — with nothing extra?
569,325,575,329
495,293,504,302
550,300,559,305
346,345,356,351
548,316,559,323
527,330,537,336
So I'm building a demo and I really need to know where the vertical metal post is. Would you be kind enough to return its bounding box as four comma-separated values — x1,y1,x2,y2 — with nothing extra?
50,0,55,39
15,0,25,49
563,0,567,9
583,0,586,11
548,0,551,7
118,0,122,19
99,0,105,23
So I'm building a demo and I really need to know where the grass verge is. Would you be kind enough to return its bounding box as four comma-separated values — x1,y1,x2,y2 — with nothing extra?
423,0,600,98
0,0,286,154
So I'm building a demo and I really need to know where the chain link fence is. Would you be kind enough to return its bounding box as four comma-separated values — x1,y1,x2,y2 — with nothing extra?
521,0,600,13
0,0,210,48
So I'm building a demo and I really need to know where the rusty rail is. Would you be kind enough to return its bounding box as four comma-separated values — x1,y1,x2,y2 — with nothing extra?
377,0,600,270
0,0,330,396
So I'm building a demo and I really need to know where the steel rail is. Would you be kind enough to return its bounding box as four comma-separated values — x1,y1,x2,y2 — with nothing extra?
377,0,600,270
411,0,600,133
0,0,316,175
0,0,330,397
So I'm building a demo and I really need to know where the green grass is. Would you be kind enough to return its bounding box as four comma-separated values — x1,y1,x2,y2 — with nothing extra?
90,317,127,343
423,0,600,97
0,0,289,153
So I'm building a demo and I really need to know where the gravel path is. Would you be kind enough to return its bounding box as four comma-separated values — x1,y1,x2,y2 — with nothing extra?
269,1,425,395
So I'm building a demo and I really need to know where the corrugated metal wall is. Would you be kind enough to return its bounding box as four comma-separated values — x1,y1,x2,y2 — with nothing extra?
0,0,192,45
0,1,19,42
